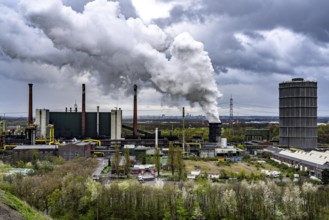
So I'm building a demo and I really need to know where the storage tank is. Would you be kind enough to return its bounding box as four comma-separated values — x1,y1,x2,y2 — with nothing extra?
279,78,317,150
221,138,227,148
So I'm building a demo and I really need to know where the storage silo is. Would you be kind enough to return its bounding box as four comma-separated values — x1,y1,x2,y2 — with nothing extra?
279,78,317,150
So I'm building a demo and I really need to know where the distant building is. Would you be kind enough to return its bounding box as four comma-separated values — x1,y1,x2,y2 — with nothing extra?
131,164,156,177
245,129,270,141
279,78,317,150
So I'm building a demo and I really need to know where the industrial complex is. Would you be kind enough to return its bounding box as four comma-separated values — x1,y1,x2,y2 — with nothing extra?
0,77,328,182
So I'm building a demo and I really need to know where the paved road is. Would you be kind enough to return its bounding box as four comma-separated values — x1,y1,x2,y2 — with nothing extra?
92,158,108,180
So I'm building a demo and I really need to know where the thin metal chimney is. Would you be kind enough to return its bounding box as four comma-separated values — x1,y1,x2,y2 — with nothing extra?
28,83,33,125
96,106,100,137
82,84,86,137
133,84,138,138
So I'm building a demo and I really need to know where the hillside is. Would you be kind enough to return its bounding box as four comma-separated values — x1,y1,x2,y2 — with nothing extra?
0,190,49,220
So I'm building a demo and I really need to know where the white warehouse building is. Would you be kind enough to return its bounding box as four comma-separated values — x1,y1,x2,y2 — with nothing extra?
265,147,329,179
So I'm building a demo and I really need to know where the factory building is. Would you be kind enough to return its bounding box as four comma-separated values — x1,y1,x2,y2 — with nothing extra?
265,147,329,179
32,84,122,140
13,145,58,161
49,111,112,139
279,78,317,150
58,142,96,160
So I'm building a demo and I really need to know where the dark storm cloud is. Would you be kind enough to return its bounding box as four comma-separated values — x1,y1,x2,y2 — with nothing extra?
155,0,329,76
160,0,329,42
0,0,222,121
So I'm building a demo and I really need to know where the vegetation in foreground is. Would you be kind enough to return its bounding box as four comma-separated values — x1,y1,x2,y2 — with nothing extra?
0,190,48,220
2,156,329,220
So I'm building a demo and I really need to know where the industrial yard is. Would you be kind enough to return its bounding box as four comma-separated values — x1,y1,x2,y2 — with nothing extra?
1,0,329,219
0,80,329,219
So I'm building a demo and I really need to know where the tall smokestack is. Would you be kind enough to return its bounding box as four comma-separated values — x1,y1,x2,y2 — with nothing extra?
28,83,33,125
133,84,138,138
82,84,86,137
96,106,99,137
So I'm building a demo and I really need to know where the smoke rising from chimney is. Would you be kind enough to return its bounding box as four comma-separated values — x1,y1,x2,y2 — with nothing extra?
6,0,222,122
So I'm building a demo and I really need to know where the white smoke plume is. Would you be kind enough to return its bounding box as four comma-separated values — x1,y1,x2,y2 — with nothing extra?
1,0,222,122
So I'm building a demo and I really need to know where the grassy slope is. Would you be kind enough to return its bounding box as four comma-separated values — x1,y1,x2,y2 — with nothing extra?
184,160,278,175
0,190,49,220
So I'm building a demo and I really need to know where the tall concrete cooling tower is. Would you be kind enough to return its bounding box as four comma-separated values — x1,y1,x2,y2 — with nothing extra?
279,78,317,150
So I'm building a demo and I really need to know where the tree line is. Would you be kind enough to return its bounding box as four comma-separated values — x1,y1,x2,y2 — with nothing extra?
2,157,329,220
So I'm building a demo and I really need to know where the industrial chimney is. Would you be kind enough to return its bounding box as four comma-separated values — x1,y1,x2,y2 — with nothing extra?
28,83,33,125
82,84,86,137
209,122,222,143
133,84,138,138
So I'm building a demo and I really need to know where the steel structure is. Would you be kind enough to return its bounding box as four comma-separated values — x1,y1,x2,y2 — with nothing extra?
279,78,317,150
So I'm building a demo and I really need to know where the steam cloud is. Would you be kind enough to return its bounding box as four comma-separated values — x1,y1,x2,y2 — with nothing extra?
1,0,222,122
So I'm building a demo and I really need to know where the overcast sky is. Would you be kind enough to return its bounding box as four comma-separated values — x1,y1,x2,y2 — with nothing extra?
1,0,329,119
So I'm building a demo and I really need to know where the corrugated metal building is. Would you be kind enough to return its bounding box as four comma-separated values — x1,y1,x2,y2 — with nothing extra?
279,78,317,150
49,112,111,139
265,147,329,179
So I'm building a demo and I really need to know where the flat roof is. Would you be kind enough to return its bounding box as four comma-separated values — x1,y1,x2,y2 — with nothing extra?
14,145,58,150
